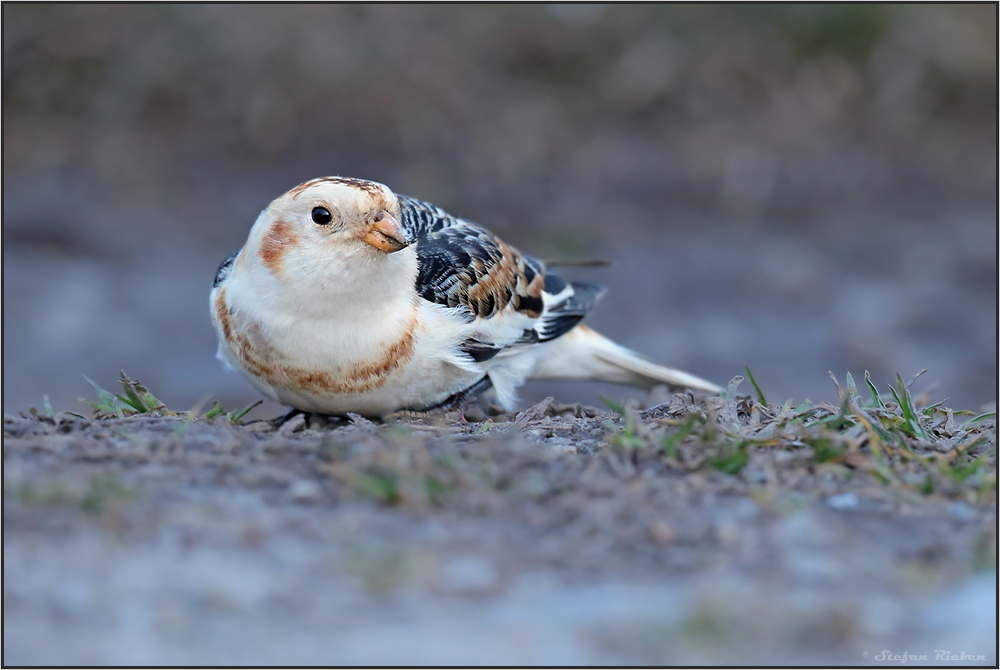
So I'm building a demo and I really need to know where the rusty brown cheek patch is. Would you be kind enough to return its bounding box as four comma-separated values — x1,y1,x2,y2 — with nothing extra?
217,286,418,396
258,219,299,275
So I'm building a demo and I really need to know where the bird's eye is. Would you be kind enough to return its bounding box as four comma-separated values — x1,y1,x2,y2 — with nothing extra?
311,207,333,225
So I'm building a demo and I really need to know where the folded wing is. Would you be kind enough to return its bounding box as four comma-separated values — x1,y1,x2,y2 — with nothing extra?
399,195,601,362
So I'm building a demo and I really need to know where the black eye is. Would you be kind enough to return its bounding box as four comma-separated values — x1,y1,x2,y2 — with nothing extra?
311,207,333,225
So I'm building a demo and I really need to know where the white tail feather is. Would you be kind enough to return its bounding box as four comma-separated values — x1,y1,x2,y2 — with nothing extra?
529,325,721,394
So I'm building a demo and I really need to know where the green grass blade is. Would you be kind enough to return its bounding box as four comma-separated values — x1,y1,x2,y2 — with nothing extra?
966,411,996,425
907,369,928,388
118,371,148,411
349,471,400,504
744,365,767,406
134,381,161,410
710,445,749,475
83,375,120,408
81,375,126,417
894,372,929,440
921,399,948,416
949,454,990,483
845,371,858,400
204,401,225,420
116,392,146,413
864,371,884,408
599,394,627,417
230,400,263,423
662,413,703,457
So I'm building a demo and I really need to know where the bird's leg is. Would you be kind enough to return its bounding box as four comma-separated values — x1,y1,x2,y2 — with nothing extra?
269,407,308,429
268,408,353,430
434,376,495,416
387,377,494,423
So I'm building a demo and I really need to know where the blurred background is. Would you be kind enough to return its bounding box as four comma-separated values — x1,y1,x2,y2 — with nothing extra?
3,4,996,416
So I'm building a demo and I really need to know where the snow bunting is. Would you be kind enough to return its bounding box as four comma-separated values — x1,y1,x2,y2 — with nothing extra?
211,177,720,417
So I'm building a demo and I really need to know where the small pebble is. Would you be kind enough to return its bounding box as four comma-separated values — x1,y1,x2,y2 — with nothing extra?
439,556,498,592
827,492,859,510
288,479,323,501
947,501,977,522
277,414,307,436
242,420,275,434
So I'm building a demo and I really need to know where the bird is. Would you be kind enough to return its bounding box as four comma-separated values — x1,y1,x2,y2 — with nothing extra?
210,176,721,418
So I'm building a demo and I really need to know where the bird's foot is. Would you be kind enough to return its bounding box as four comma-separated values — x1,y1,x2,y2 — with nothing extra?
268,408,351,431
269,407,307,429
386,377,493,424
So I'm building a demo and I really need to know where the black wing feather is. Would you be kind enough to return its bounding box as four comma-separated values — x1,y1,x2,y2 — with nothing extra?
538,281,604,342
213,248,241,288
397,194,602,354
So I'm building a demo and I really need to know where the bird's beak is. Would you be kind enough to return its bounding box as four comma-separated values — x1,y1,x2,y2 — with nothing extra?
363,212,409,253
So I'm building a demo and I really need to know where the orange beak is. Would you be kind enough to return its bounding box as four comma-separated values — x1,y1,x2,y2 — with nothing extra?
363,212,409,253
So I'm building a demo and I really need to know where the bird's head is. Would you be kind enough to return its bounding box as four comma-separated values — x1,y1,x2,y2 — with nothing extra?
243,177,414,295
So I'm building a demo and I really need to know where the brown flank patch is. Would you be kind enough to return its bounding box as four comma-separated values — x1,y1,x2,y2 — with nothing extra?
217,287,419,396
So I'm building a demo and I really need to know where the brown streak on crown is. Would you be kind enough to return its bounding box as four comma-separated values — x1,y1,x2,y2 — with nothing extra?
287,178,323,199
289,176,386,199
328,177,384,195
287,177,395,225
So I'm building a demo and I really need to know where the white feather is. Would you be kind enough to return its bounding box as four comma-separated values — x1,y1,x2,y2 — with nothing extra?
530,326,721,393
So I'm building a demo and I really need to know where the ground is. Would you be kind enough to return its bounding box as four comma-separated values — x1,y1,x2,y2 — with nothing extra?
4,381,995,666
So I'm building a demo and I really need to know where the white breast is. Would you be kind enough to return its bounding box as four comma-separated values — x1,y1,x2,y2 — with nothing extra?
212,254,486,415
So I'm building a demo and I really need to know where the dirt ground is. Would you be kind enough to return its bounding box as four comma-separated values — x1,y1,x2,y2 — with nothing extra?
4,390,995,666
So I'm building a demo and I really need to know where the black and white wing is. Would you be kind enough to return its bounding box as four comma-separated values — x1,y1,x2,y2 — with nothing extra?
397,195,603,362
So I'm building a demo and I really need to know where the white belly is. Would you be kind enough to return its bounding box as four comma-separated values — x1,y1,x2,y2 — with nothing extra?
211,280,484,416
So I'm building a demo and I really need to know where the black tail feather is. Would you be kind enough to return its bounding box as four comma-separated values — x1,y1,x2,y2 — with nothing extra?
538,281,605,342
